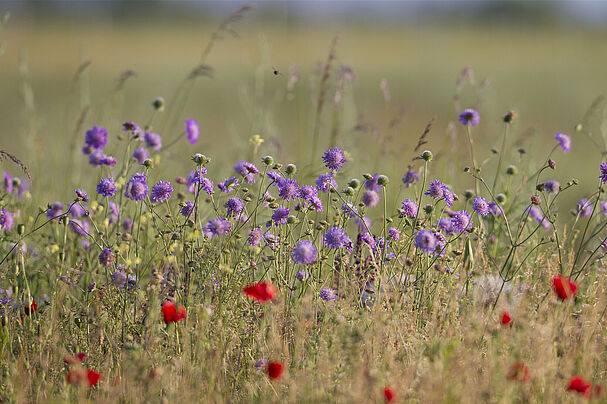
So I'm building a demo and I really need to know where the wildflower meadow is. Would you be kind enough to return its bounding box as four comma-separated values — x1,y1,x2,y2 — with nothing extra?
1,3,607,403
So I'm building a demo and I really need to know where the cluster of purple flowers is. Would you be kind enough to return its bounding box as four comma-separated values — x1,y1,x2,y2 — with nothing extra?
324,227,351,250
203,218,232,238
234,161,259,184
425,179,454,207
3,172,29,198
82,126,116,167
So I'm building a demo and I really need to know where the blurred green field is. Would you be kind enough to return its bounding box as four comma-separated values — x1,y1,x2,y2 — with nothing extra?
1,12,607,205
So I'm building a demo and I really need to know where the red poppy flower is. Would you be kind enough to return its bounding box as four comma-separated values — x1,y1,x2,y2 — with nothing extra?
66,368,101,388
23,299,37,316
161,301,187,323
243,282,277,303
64,352,87,365
506,362,530,382
552,275,578,300
568,375,592,397
500,311,512,326
266,361,283,380
383,387,396,402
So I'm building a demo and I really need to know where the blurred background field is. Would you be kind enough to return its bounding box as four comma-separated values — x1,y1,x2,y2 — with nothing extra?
1,1,607,207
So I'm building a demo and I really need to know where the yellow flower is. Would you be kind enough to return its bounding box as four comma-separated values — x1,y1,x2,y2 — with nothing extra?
249,134,265,154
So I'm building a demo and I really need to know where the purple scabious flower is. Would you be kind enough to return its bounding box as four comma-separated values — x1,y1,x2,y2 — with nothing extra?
362,190,379,208
443,187,455,208
527,206,550,230
400,198,418,218
296,270,309,281
3,172,12,194
111,270,127,289
601,201,607,216
299,185,318,201
576,198,593,218
98,248,116,268
488,202,502,216
180,201,194,217
248,228,263,246
364,174,382,192
472,197,490,217
122,121,137,132
324,227,347,249
185,118,199,144
554,132,571,152
322,147,347,171
218,177,239,193
414,229,437,254
451,210,471,233
425,179,446,199
234,161,260,183
308,197,324,212
292,240,318,265
185,168,208,193
320,288,337,302
150,181,173,203
47,202,64,220
144,131,162,151
203,218,232,238
271,207,290,225
600,163,607,184
316,173,337,193
84,126,108,151
359,232,376,248
104,156,117,167
225,197,244,217
401,170,419,188
97,178,117,197
75,189,89,202
267,171,282,184
88,149,108,167
544,180,560,194
437,217,454,236
108,202,120,224
341,202,358,218
70,218,90,237
278,178,299,201
388,227,400,241
132,147,149,165
125,172,148,201
458,109,480,126
0,209,14,231
200,178,214,195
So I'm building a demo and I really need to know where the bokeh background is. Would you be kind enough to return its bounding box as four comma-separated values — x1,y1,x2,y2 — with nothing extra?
1,0,607,208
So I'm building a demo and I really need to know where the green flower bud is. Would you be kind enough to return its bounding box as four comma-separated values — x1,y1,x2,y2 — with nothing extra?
152,97,165,111
506,165,517,175
285,164,297,175
348,179,360,189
